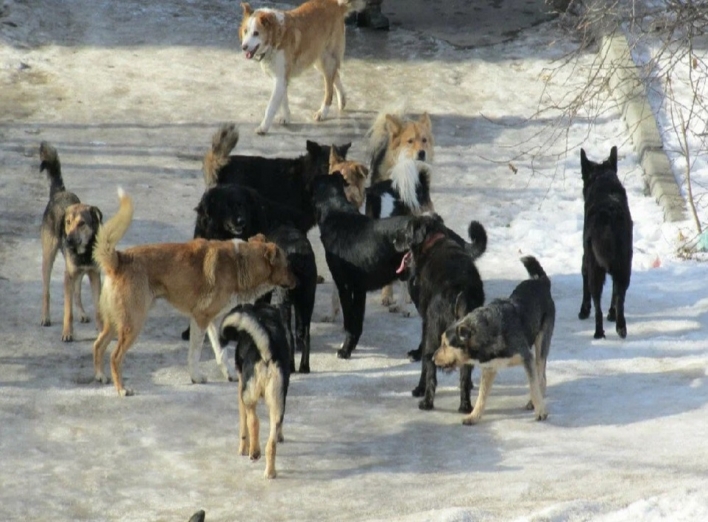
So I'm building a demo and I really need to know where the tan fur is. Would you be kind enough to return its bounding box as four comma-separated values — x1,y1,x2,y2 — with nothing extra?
238,361,284,479
92,189,296,396
203,124,239,188
240,0,362,134
368,111,435,183
328,147,368,209
39,142,103,342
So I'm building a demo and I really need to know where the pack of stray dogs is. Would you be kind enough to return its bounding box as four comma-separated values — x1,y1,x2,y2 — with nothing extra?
35,0,634,489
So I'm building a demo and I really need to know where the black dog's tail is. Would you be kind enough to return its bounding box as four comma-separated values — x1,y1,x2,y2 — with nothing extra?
188,510,206,522
39,141,65,198
203,123,239,188
465,220,487,260
520,255,550,284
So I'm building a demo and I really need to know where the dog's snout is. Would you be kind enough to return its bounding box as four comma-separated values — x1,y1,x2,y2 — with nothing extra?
242,44,248,52
417,150,426,161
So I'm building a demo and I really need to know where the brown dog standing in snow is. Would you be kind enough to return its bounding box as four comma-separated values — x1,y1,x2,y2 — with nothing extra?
239,0,364,135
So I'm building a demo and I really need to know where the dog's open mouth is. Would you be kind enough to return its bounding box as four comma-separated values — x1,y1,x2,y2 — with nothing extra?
245,45,260,60
396,250,412,274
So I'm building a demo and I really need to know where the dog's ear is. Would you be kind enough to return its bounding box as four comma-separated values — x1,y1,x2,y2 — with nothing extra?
329,147,343,170
385,114,404,137
90,206,103,225
419,112,432,130
306,140,323,157
241,2,253,17
263,242,281,264
609,146,618,170
455,323,472,345
453,292,468,320
333,142,352,159
580,148,588,168
406,220,426,247
354,164,369,180
248,233,267,243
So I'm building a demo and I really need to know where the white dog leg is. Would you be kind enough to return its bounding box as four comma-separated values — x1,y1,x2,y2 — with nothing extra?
188,319,208,384
206,321,236,381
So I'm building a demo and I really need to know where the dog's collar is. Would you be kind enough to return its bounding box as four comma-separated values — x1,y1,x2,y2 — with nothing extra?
420,232,446,254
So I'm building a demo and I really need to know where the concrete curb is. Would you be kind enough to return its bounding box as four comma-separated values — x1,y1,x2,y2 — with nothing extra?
599,33,686,222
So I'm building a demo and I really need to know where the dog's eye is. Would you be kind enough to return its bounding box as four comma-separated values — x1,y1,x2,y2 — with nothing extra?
422,138,427,143
408,138,414,144
253,31,259,36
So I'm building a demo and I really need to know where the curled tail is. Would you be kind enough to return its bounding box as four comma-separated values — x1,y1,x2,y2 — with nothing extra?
520,255,550,283
203,124,240,188
93,188,134,275
39,141,65,197
466,221,487,260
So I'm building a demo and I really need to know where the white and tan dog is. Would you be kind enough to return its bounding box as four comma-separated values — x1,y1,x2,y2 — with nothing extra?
239,0,364,135
92,189,296,396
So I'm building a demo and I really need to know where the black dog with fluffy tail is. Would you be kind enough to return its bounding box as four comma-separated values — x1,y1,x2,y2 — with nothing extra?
578,146,633,339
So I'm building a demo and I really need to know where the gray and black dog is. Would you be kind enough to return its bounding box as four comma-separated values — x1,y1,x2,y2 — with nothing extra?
433,256,555,425
39,142,103,342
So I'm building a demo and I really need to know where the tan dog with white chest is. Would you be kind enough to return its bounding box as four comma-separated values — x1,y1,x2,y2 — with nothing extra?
239,0,364,135
92,189,296,396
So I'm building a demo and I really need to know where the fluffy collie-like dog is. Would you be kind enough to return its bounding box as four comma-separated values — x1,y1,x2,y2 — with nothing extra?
367,110,435,184
92,189,296,396
219,302,291,479
239,0,365,135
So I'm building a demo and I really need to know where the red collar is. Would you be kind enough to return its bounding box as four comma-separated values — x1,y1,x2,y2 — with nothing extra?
421,232,446,254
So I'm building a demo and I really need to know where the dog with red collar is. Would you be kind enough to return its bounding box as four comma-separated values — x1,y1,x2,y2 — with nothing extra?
393,214,487,414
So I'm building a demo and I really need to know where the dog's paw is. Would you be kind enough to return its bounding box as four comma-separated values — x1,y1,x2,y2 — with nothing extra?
418,399,434,411
525,399,534,411
255,125,269,135
411,386,424,397
462,415,480,426
321,314,337,323
95,373,110,385
118,388,135,397
79,314,90,324
40,318,51,327
298,364,311,374
250,449,261,461
238,441,249,456
535,411,548,421
617,325,627,339
381,296,396,307
277,115,290,125
190,374,208,385
578,306,591,320
314,108,329,121
61,331,74,342
336,348,351,359
593,330,605,340
407,348,422,362
607,308,617,322
264,468,277,479
458,402,473,414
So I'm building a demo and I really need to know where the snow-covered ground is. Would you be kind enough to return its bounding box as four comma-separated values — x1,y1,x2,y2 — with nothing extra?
1,1,707,521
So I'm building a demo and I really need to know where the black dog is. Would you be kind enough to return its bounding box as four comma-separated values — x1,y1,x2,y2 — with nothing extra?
434,256,555,424
203,123,350,232
191,184,317,373
578,146,633,339
219,302,291,479
394,214,486,413
312,172,411,359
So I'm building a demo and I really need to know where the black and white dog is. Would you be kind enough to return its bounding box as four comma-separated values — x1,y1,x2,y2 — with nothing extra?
578,146,633,339
312,172,411,359
219,302,291,479
189,184,317,374
202,123,351,232
394,214,486,413
434,256,555,424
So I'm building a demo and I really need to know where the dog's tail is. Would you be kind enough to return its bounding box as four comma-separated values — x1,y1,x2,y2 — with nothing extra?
520,256,550,284
93,188,134,275
203,124,239,188
465,221,487,260
39,142,65,197
219,308,272,362
337,0,366,14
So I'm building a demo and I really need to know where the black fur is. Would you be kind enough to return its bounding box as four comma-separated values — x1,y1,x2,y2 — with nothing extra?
190,185,317,373
578,147,633,339
188,510,206,522
395,214,486,412
312,172,412,359
212,140,351,232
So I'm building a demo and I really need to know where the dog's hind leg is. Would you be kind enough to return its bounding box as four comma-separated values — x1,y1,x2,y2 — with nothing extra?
578,251,592,320
110,325,142,397
334,71,346,111
522,354,548,421
463,367,497,425
246,404,261,461
336,284,364,359
612,274,630,339
205,321,236,381
61,270,77,342
418,324,440,410
264,371,285,479
40,229,59,327
188,319,210,384
458,364,473,413
381,284,395,307
314,55,337,121
93,322,115,384
237,377,249,456
295,306,312,374
589,265,607,339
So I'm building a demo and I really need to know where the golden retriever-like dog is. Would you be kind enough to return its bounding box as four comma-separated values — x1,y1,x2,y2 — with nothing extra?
92,189,296,396
239,0,364,135
368,110,435,183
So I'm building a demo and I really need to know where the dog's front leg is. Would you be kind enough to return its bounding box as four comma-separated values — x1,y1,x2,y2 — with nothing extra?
206,321,236,381
256,72,287,135
73,273,90,323
278,89,291,125
88,270,102,331
188,319,208,384
61,271,75,342
463,367,497,425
